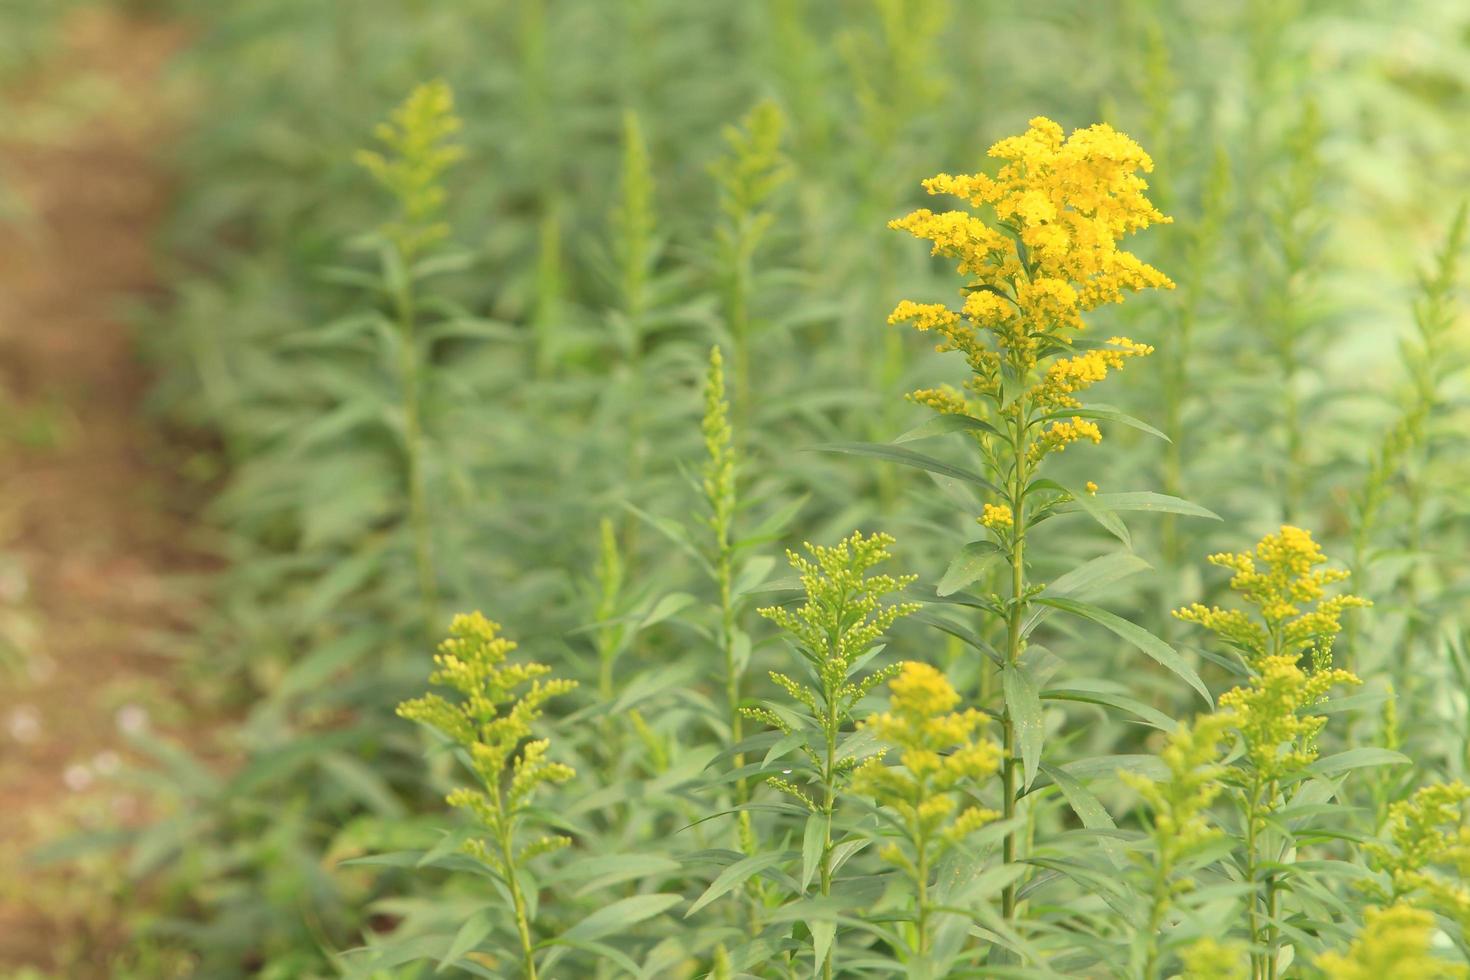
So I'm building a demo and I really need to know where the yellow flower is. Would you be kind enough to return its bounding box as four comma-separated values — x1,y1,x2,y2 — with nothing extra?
893,117,1171,342
854,662,1001,845
1315,903,1467,979
1031,338,1155,410
1366,781,1470,929
1174,525,1368,669
1179,937,1247,980
398,613,577,867
1030,416,1102,461
979,503,1013,531
1085,481,1099,495
889,117,1172,420
1216,655,1359,782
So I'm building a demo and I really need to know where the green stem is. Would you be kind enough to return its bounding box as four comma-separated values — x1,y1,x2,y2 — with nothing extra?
499,824,538,980
1001,411,1029,923
390,253,439,635
915,821,931,960
1244,779,1267,980
821,722,836,980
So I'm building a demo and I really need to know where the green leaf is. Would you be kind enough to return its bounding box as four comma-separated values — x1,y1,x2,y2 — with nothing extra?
813,442,1000,494
1041,763,1122,869
1035,596,1211,703
563,893,681,941
894,413,1002,443
1041,685,1178,732
1003,663,1044,790
1039,552,1150,601
686,852,791,916
1029,478,1129,546
1039,404,1169,442
1062,491,1220,521
801,815,825,892
437,910,493,972
937,540,1003,596
811,917,837,973
1300,748,1412,779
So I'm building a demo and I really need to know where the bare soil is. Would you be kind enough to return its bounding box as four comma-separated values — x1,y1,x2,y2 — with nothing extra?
0,8,199,975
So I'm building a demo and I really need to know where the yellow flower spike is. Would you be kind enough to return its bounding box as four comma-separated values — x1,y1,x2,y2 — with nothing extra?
854,662,1002,955
890,116,1172,396
979,503,1013,532
1174,525,1368,669
1217,655,1359,781
1366,781,1470,929
1315,903,1468,979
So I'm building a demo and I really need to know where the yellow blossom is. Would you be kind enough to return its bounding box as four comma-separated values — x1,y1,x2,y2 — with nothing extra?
1315,903,1467,979
1174,525,1368,669
1217,654,1359,781
979,503,1013,532
854,662,1001,848
1031,337,1155,410
1085,481,1098,495
1031,416,1102,461
1179,937,1247,980
1366,781,1470,929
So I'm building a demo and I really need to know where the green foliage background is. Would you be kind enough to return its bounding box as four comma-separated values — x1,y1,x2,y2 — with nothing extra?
32,0,1470,976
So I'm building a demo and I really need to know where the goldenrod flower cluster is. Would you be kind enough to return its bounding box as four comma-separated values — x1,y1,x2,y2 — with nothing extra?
397,613,577,868
1030,415,1102,462
889,116,1172,398
979,503,1013,532
356,80,466,262
1216,655,1359,782
1366,781,1470,929
751,532,920,804
1031,338,1154,410
1315,903,1467,979
1121,712,1235,864
853,662,1001,858
1179,937,1247,980
702,347,736,548
1174,525,1368,669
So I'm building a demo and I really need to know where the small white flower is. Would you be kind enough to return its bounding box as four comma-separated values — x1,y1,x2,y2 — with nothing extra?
63,763,93,792
5,705,41,743
116,704,149,736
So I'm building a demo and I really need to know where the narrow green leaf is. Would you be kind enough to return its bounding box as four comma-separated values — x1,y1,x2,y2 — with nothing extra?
437,910,493,973
1002,663,1044,790
686,853,790,917
1041,686,1178,732
813,442,1000,494
1041,763,1122,869
937,540,1003,596
1062,491,1221,521
801,815,826,892
1300,748,1412,779
894,413,1001,443
564,893,681,941
1029,478,1129,545
1039,552,1150,601
1035,596,1210,703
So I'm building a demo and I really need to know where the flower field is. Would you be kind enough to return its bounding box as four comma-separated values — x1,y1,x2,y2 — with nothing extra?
4,1,1470,977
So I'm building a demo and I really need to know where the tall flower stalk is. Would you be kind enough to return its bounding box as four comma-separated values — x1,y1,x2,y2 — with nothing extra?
886,116,1175,920
853,661,1002,964
700,346,756,865
397,613,577,980
356,80,465,634
1175,526,1369,979
710,100,792,431
746,531,919,978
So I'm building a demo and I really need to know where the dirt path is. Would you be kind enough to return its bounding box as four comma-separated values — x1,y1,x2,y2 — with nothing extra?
0,9,197,976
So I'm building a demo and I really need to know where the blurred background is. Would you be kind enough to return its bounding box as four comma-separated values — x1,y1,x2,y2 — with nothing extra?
1,0,1469,976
